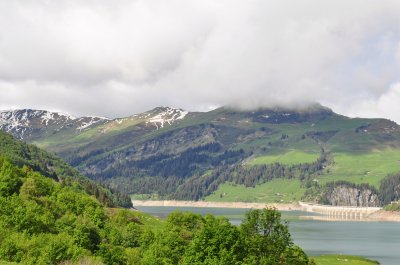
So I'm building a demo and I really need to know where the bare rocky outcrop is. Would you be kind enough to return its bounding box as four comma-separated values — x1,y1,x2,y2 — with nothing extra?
322,182,380,207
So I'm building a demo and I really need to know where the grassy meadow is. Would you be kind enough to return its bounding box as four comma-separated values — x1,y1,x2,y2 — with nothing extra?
312,255,379,265
205,179,306,203
320,149,400,187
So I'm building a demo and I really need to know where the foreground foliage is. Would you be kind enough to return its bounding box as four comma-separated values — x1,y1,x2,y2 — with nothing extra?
0,156,311,264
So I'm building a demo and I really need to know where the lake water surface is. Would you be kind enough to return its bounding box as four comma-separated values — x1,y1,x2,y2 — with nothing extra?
135,206,400,265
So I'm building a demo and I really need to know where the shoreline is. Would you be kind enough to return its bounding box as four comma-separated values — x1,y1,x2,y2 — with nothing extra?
132,200,400,222
132,200,302,211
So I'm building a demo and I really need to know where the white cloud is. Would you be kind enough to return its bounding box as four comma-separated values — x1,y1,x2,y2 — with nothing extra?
343,83,400,123
397,42,400,61
0,0,400,120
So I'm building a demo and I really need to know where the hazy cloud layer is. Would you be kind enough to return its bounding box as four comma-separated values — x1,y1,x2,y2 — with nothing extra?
0,0,400,122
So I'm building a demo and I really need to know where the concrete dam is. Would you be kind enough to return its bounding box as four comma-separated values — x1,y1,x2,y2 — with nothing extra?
299,202,381,220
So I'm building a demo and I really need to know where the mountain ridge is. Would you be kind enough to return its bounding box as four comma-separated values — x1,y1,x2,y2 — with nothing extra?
2,104,398,139
0,106,189,141
1,103,400,205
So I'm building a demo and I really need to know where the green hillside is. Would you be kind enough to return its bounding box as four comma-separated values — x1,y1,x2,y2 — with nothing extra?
0,131,131,208
3,104,400,205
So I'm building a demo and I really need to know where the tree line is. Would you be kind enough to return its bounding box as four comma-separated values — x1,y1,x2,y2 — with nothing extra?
100,148,329,201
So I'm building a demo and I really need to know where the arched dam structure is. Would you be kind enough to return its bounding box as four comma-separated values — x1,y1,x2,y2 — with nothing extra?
299,202,381,220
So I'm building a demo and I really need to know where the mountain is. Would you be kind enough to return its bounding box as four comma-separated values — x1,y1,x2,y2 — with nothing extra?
2,103,400,205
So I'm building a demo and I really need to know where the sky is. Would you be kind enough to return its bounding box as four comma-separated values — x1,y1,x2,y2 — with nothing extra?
0,0,400,123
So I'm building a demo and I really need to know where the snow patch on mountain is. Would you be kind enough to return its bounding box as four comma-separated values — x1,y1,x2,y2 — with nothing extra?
0,109,110,139
146,107,188,129
0,110,50,138
76,116,110,131
0,107,188,139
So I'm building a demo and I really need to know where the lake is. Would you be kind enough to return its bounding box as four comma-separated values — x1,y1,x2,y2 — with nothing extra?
135,205,400,265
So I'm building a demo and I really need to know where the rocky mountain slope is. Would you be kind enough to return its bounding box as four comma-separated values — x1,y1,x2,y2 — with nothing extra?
0,107,188,141
0,109,109,140
1,103,400,205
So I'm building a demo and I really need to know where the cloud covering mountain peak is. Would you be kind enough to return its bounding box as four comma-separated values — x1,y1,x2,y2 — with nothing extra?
0,0,400,122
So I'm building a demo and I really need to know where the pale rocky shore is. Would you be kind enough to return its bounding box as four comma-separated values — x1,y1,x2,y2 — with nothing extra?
132,200,302,211
368,210,400,222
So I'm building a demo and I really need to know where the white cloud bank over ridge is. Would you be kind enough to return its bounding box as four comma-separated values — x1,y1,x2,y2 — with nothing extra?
0,0,400,122
347,83,400,124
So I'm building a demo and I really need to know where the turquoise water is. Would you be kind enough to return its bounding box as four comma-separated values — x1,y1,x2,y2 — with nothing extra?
135,206,400,265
